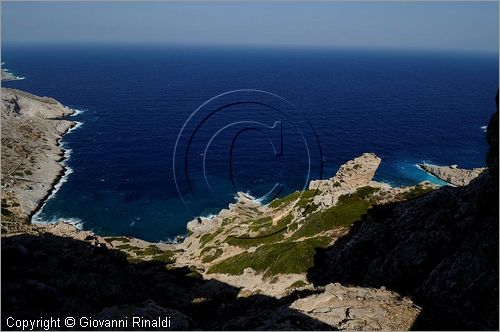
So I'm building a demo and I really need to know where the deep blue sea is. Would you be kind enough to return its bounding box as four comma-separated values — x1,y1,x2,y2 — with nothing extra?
2,44,498,241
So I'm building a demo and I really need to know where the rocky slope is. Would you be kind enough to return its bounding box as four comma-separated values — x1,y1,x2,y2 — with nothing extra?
1,88,76,223
418,163,486,186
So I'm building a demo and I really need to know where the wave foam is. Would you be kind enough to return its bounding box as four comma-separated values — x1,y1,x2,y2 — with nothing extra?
31,123,83,226
71,109,87,117
481,125,488,132
32,215,85,230
200,213,216,220
162,236,186,244
67,121,83,134
2,64,26,80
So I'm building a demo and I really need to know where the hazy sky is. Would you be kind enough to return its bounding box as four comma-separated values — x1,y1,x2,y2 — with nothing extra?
2,1,498,53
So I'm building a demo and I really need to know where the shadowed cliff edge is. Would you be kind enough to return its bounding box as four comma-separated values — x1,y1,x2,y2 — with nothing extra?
2,233,334,330
308,91,499,330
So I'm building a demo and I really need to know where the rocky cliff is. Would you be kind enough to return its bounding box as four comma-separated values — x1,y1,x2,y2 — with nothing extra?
308,92,499,330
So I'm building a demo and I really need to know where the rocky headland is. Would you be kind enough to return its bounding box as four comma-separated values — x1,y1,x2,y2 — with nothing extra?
418,163,486,186
1,86,498,330
1,66,23,82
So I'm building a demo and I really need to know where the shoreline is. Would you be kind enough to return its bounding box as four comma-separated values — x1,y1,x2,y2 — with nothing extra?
30,120,83,228
1,65,25,81
415,164,456,187
417,163,487,187
1,87,76,225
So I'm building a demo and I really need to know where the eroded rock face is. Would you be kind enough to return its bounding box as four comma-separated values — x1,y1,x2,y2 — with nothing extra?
186,193,263,235
310,153,381,192
309,153,382,209
418,163,486,186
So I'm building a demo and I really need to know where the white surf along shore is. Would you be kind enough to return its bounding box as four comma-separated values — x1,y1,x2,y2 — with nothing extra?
1,85,84,230
31,119,84,230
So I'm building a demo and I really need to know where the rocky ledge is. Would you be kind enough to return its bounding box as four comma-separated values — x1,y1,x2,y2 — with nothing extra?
418,163,486,186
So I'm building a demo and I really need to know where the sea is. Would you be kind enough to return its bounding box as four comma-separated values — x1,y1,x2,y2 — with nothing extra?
2,44,498,242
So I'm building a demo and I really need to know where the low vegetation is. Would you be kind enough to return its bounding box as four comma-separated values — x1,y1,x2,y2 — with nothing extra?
225,227,286,248
249,217,273,231
139,245,164,256
201,247,224,263
208,236,331,277
201,183,435,278
268,189,318,210
355,186,380,199
402,185,434,200
115,244,139,251
151,251,176,264
200,232,218,248
289,189,371,240
104,237,131,243
288,280,308,289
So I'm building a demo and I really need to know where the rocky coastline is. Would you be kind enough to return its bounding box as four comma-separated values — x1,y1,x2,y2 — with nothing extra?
1,88,76,226
1,85,497,330
1,66,24,82
417,163,486,186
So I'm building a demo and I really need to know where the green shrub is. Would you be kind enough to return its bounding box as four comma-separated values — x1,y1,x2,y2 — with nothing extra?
288,280,308,289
